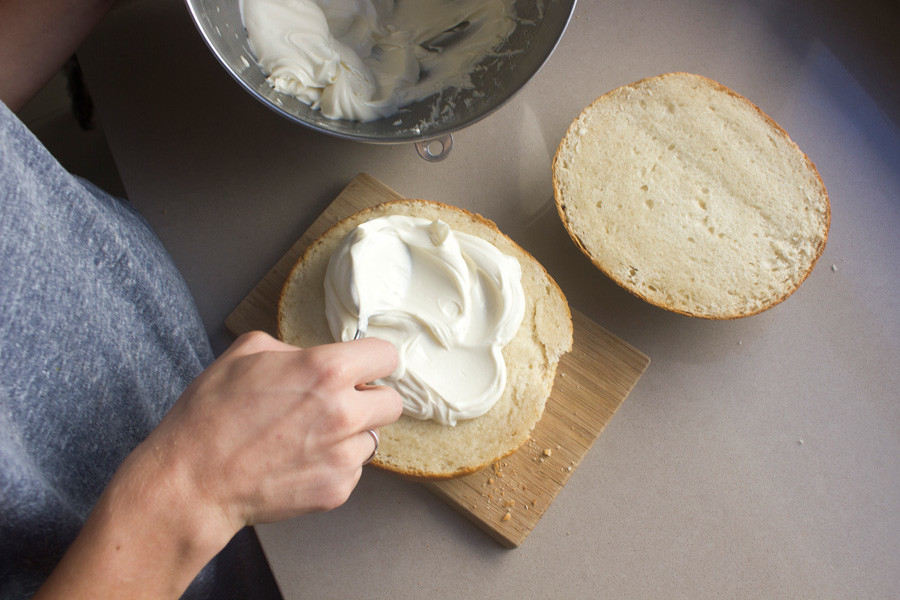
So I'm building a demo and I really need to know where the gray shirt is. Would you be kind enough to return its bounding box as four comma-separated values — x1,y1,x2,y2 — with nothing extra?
0,100,278,598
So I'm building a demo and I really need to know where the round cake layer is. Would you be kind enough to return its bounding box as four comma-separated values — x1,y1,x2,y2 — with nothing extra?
277,199,573,479
553,72,830,319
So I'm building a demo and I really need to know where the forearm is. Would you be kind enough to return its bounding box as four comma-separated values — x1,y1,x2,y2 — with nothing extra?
34,441,238,600
0,0,118,111
33,333,402,597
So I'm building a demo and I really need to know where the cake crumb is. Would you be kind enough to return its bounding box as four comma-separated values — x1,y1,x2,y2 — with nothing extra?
543,448,552,457
501,513,511,522
488,477,494,485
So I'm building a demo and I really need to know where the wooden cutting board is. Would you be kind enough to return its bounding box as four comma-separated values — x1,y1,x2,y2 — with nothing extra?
225,173,649,548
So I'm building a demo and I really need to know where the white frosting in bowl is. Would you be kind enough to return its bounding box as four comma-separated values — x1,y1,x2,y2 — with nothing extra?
324,215,525,425
241,0,516,122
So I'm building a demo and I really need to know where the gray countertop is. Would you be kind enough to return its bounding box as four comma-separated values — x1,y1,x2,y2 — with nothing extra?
77,0,899,597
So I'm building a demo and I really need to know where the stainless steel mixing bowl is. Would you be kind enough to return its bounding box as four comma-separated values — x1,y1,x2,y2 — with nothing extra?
184,0,576,160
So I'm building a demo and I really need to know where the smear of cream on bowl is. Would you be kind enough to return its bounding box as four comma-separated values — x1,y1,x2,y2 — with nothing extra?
241,0,517,121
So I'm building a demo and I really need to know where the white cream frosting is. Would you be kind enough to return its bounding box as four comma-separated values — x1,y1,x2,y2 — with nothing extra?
241,0,516,121
324,215,525,426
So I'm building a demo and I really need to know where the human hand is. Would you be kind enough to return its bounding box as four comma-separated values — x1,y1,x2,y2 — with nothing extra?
147,330,403,532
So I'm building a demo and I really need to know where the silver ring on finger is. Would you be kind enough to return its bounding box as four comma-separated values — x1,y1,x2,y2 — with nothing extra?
362,429,379,465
